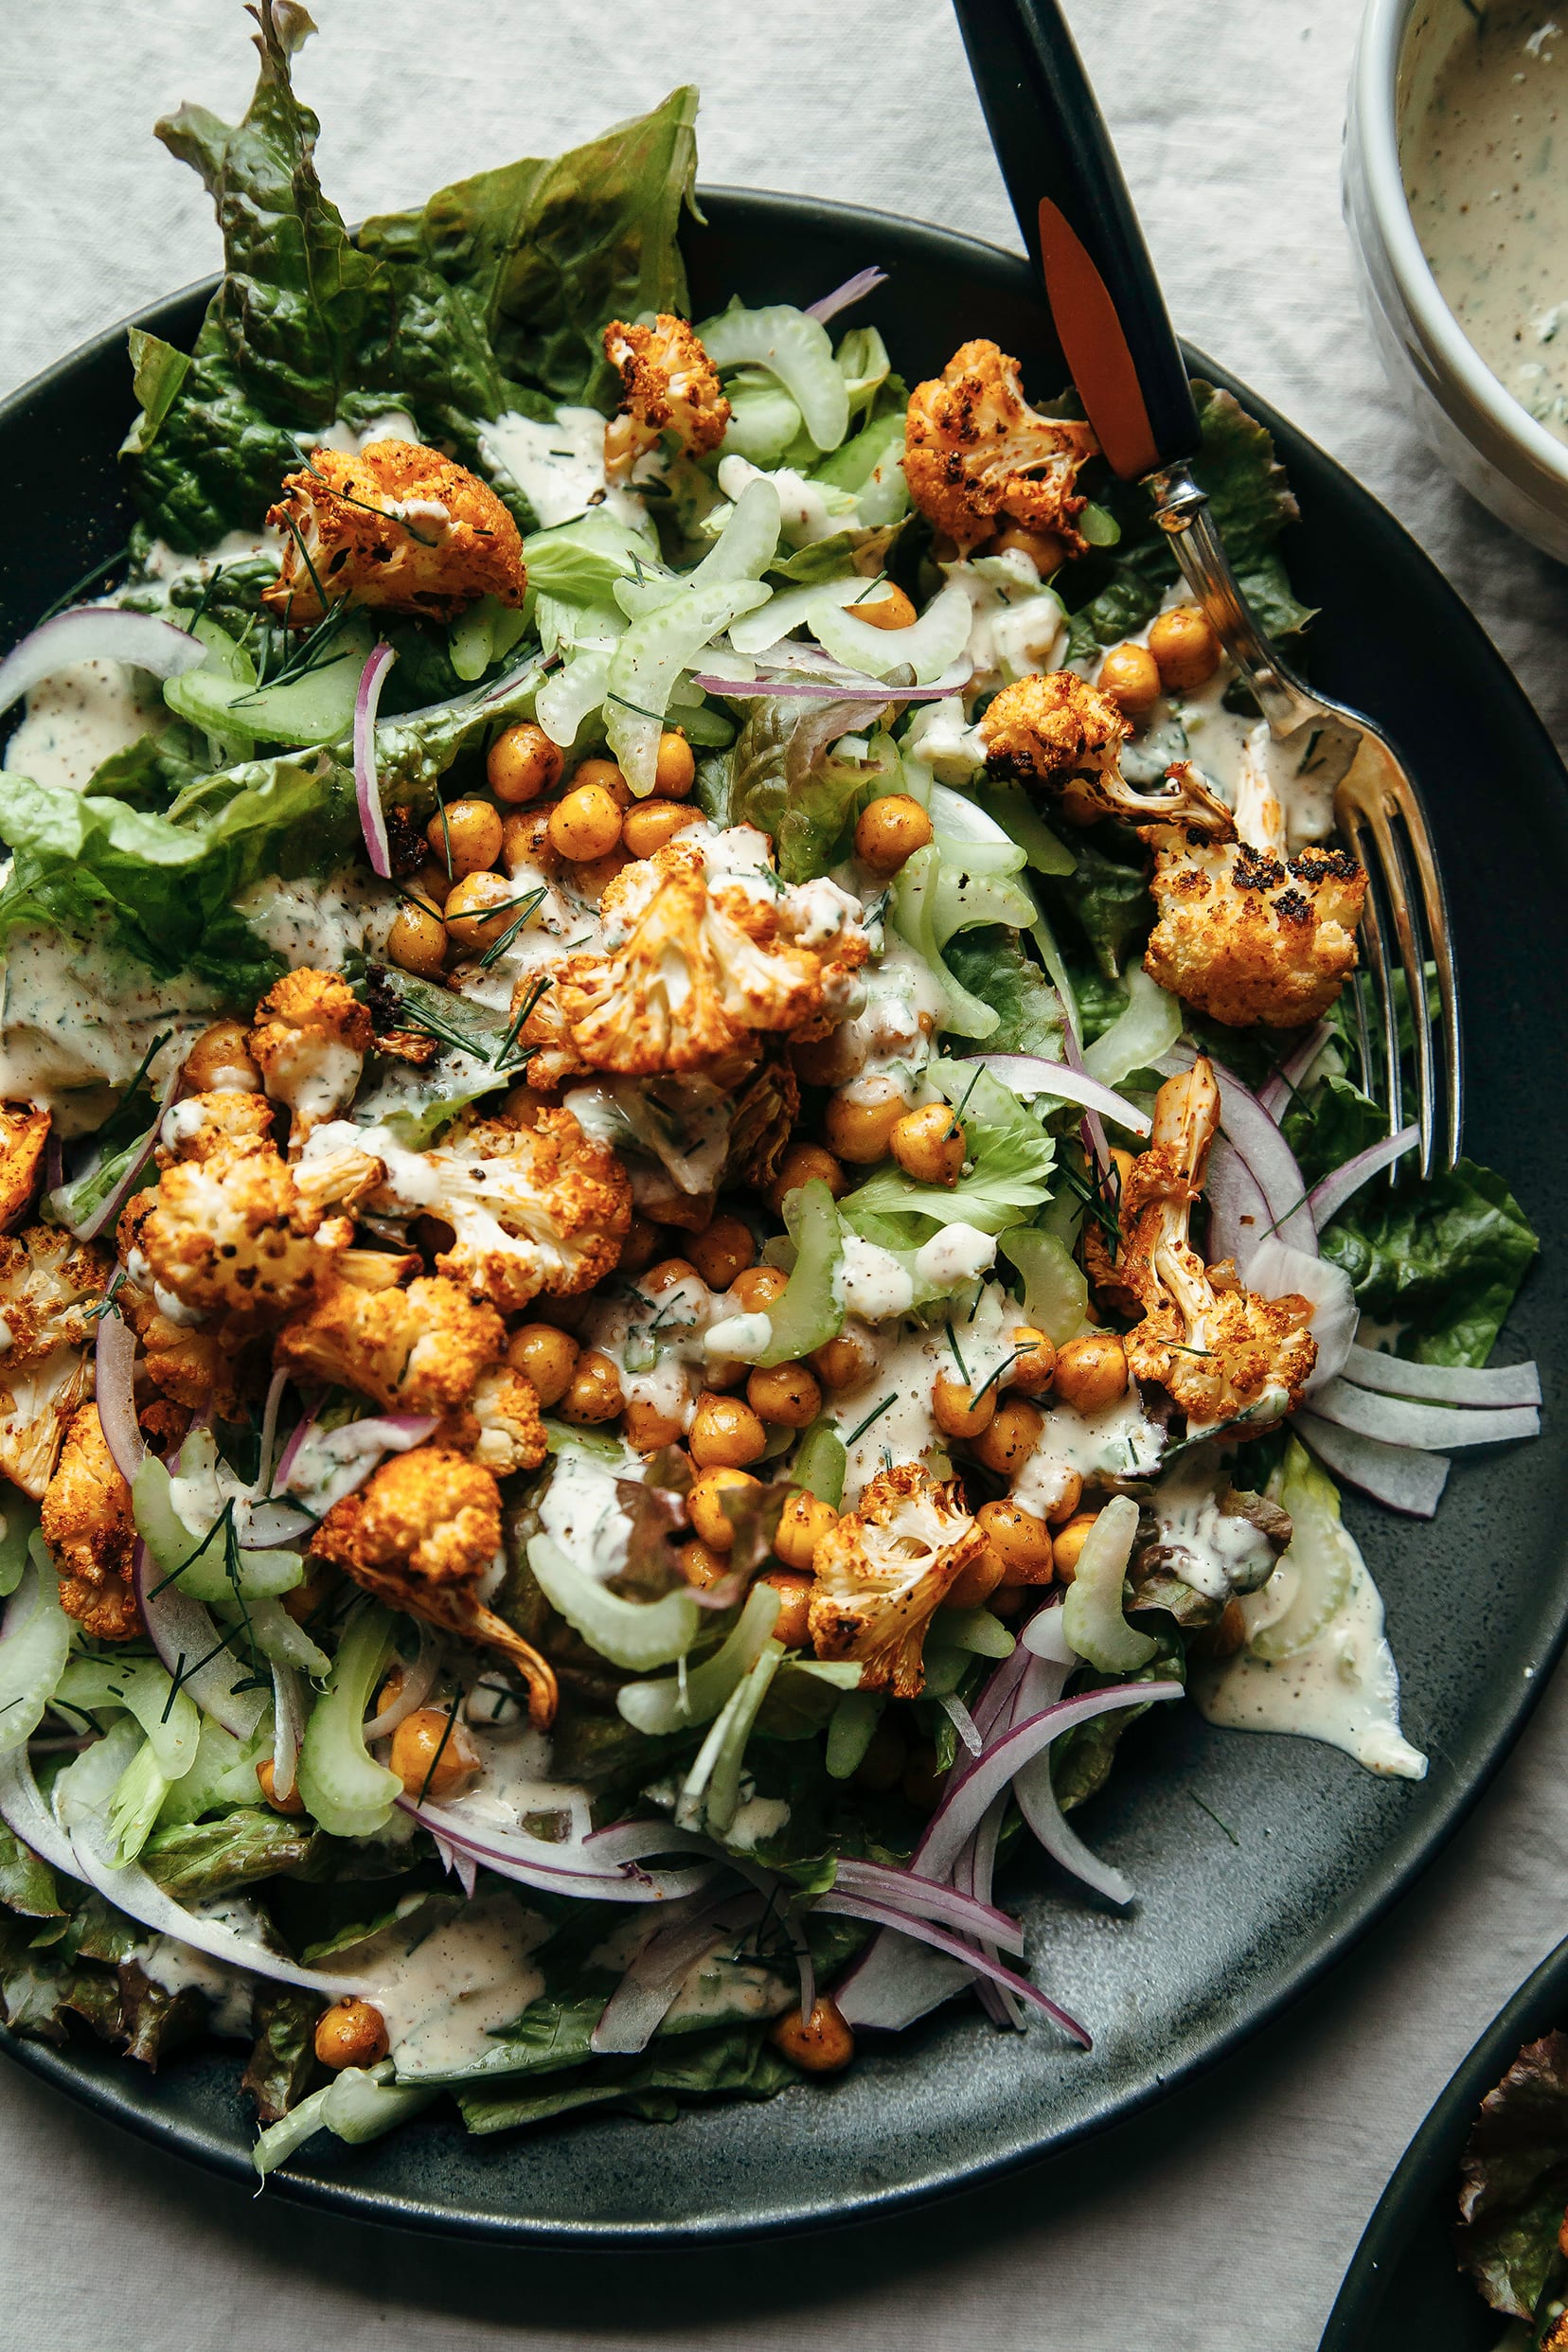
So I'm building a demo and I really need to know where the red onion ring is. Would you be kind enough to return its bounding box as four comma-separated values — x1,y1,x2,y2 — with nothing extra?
396,1795,714,1903
591,1888,762,2056
1341,1344,1540,1408
831,1857,1022,1950
1059,1012,1112,1182
353,640,398,879
131,1540,267,1740
1008,1654,1134,1909
0,605,208,721
804,266,888,323
0,1740,83,1883
1307,1126,1419,1231
1258,1019,1332,1122
1306,1378,1539,1452
820,1892,1091,2043
270,1662,305,1803
959,1052,1152,1137
1156,1046,1316,1255
361,1623,439,1742
93,1308,146,1484
1293,1410,1449,1518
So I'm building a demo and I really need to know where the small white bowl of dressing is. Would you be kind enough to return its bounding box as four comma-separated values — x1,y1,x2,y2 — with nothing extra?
1346,0,1568,560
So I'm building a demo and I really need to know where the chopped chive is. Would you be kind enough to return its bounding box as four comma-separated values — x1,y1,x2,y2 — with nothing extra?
477,886,550,970
945,1321,969,1384
37,544,131,627
493,972,553,1068
967,1346,1026,1410
416,1700,461,1805
605,689,669,726
1189,1791,1240,1845
146,1500,234,1601
844,1392,898,1446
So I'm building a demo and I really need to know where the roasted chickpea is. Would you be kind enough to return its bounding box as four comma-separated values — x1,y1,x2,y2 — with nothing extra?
731,1263,790,1313
811,1327,879,1393
689,1466,762,1550
854,793,935,877
390,1707,480,1799
256,1756,305,1814
386,900,448,978
654,729,697,798
889,1102,965,1187
774,1488,837,1570
850,581,917,631
689,1389,768,1470
825,1078,906,1166
992,522,1069,573
640,1256,701,1297
1148,603,1221,693
314,1998,390,2071
943,1545,1007,1611
688,1216,756,1291
851,1718,907,1793
769,1994,855,2074
182,1018,260,1094
568,846,631,900
1006,1326,1057,1395
408,862,454,916
501,807,552,873
931,1371,997,1439
791,1028,866,1088
442,868,517,953
970,1397,1044,1475
624,1399,687,1452
766,1140,846,1211
548,782,624,863
901,1743,948,1812
504,1323,579,1408
487,720,563,805
621,797,701,861
1044,1468,1084,1525
975,1498,1055,1584
678,1536,729,1589
990,1582,1029,1616
759,1568,814,1648
281,1561,335,1625
426,796,504,878
618,1213,668,1276
560,1348,625,1425
747,1361,822,1429
569,755,632,809
1050,1510,1101,1581
1096,640,1162,722
1053,1332,1129,1414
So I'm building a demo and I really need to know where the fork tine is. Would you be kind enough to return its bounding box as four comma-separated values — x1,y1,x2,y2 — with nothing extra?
1350,967,1376,1106
1340,801,1403,1149
1385,779,1463,1172
1367,794,1437,1180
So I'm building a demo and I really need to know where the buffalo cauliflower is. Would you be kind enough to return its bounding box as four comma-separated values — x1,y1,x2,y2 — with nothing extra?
809,1463,989,1700
1140,747,1367,1027
247,969,373,1152
311,1445,557,1725
980,672,1227,826
134,1137,342,1326
41,1403,139,1641
437,1366,548,1478
602,315,730,485
114,1231,255,1421
0,1227,111,1498
262,438,527,628
0,1105,49,1233
275,1261,506,1415
1119,1058,1317,1432
902,340,1098,554
155,1089,276,1168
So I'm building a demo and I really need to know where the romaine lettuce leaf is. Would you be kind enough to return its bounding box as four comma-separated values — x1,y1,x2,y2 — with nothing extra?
1318,1157,1538,1369
943,927,1064,1057
454,2022,793,2136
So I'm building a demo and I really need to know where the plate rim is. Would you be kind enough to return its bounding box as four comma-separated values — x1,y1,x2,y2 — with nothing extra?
1,181,1565,2247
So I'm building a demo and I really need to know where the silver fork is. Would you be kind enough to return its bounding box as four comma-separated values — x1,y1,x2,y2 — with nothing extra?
1147,463,1462,1176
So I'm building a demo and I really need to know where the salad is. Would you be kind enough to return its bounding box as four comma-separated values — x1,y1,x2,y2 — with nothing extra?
1458,2030,1568,2346
0,2,1542,2175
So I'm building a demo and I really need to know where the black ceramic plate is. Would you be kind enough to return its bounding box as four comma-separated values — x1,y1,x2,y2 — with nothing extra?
1321,1936,1568,2349
1,188,1564,2246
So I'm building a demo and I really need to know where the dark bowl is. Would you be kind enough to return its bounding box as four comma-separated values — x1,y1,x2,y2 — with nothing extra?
1321,1934,1568,2349
2,187,1565,2246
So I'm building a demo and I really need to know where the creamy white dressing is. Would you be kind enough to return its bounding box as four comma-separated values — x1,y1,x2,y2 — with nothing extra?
537,1446,635,1580
715,453,848,548
3,657,168,793
940,549,1067,687
136,525,280,590
236,867,398,972
479,405,652,533
135,1931,256,2037
1140,1449,1280,1603
839,1235,917,1321
0,924,212,1137
365,1894,551,2077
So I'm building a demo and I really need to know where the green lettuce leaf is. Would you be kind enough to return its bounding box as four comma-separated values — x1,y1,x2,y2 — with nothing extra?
1050,1635,1187,1812
942,928,1064,1057
141,1806,317,1901
242,1983,322,2124
1458,2030,1568,2321
728,703,902,883
1318,1158,1539,1368
1031,824,1152,982
455,2019,793,2136
841,1064,1055,1241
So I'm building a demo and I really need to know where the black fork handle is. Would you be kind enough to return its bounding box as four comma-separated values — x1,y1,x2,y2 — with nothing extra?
952,0,1200,480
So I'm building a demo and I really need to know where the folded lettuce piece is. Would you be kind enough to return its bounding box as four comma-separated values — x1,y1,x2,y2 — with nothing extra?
1458,2030,1568,2322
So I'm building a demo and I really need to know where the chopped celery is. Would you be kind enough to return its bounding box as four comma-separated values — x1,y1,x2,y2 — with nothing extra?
253,2058,438,2176
810,582,971,684
295,1601,401,1838
791,1417,847,1508
687,476,781,586
448,594,529,682
109,1737,171,1864
536,648,613,748
0,1541,71,1757
1060,1496,1157,1672
133,1455,303,1605
604,579,772,795
931,1607,1015,1660
891,829,1036,1040
674,1641,786,1836
1247,1439,1356,1664
165,616,372,747
56,1654,200,1779
836,324,892,420
1082,965,1183,1086
248,1596,330,1678
527,1534,698,1672
972,785,1077,877
729,573,864,657
523,509,650,603
0,1495,41,1599
999,1226,1090,1345
616,1581,782,1735
698,301,849,451
755,1179,845,1366
721,370,803,466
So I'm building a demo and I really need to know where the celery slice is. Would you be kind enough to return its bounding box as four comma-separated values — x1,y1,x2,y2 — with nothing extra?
527,1534,699,1672
1060,1496,1157,1673
616,1582,782,1735
698,302,849,451
295,1600,401,1838
56,1653,200,1780
755,1179,845,1366
604,578,771,794
0,1541,71,1757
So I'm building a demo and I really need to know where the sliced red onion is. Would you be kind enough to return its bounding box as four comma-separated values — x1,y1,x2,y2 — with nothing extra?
93,1309,146,1484
1258,1020,1332,1122
591,1889,762,2056
835,1934,985,2031
816,1892,1091,2044
361,1622,439,1742
0,1741,85,1884
1157,1048,1315,1255
937,1691,983,1757
0,605,207,722
271,1662,305,1803
960,1054,1151,1137
1341,1344,1541,1408
1306,1377,1539,1452
1203,1133,1274,1272
1293,1410,1449,1517
969,1637,1036,1747
804,266,888,323
1060,1013,1111,1182
1008,1656,1134,1908
240,1500,316,1547
1308,1127,1420,1231
956,1797,1020,2028
277,1411,437,1516
689,670,952,704
397,1795,713,1903
272,1395,321,1493
353,641,399,880
831,1857,1021,1950
132,1541,268,1740
252,1368,290,1504
44,1133,62,1194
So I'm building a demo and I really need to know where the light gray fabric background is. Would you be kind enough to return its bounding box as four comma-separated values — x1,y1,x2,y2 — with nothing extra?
1,3,1564,2345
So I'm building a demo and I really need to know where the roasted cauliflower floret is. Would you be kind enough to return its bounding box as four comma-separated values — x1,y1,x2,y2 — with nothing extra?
0,1227,110,1500
41,1403,139,1642
135,1140,340,1325
0,1104,50,1232
275,1262,506,1415
1119,1058,1316,1431
541,840,829,1078
262,438,527,628
902,340,1098,554
1140,748,1367,1027
809,1463,989,1700
602,314,730,485
155,1090,276,1168
311,1446,556,1725
437,1366,548,1478
247,969,373,1153
979,672,1223,826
